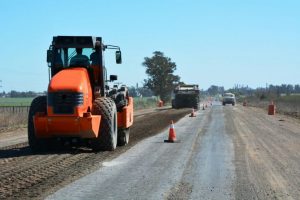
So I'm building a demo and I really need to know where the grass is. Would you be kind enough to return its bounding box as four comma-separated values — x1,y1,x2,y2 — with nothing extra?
133,97,160,110
0,97,161,108
277,95,300,103
0,97,34,106
241,94,300,104
0,98,33,131
242,94,300,119
0,112,28,131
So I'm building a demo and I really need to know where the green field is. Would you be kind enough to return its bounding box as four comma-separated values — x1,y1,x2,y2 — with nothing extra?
133,97,159,110
243,94,300,103
0,98,34,106
277,95,300,103
0,97,160,108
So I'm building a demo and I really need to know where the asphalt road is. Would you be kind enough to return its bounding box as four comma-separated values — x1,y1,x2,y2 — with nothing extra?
47,102,300,200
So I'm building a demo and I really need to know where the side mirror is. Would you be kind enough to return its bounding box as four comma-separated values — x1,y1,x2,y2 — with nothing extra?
47,50,53,63
110,75,118,82
115,50,122,64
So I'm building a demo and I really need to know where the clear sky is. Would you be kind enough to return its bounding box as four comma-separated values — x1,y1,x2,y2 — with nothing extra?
0,0,299,92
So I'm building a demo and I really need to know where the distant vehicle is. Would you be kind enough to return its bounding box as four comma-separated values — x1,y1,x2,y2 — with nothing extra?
222,93,236,106
172,84,200,109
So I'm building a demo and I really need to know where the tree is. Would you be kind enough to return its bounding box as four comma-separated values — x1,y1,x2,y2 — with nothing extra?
207,85,224,96
138,87,154,97
286,84,294,96
295,84,300,93
128,86,138,97
142,51,180,101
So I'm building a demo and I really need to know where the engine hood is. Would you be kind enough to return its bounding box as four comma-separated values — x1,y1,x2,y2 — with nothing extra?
48,68,91,92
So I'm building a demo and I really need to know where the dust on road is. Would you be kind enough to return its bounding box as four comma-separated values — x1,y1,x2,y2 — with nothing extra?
0,108,190,199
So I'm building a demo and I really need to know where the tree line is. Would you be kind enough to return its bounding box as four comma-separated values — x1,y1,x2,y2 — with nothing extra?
205,84,300,100
0,91,46,98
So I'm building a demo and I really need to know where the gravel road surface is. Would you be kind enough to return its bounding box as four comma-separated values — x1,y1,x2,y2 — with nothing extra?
228,105,300,199
0,108,190,199
48,103,300,200
1,102,300,200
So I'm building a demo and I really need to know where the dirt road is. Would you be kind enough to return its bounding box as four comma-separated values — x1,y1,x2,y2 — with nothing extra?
0,107,171,149
0,108,190,199
228,105,300,199
1,103,300,199
48,103,300,200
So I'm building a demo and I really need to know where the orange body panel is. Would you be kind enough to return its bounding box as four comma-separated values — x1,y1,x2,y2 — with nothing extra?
117,97,134,128
48,68,91,92
34,112,101,138
34,67,98,139
48,68,93,117
34,67,133,139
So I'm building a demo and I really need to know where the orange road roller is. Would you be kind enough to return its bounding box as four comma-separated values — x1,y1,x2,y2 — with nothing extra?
28,36,133,152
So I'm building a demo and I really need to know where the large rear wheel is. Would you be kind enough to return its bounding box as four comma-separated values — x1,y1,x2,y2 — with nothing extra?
28,96,47,152
92,97,118,151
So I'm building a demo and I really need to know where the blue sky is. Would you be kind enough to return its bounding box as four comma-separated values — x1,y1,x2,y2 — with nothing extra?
0,0,299,92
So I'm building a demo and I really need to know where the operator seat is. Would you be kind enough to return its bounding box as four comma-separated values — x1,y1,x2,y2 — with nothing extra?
69,56,90,67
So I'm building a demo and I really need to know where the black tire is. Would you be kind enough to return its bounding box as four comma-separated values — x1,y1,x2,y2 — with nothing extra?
28,96,48,152
193,98,200,110
92,97,118,151
117,128,130,146
171,99,175,109
175,97,183,108
222,102,226,106
232,102,235,106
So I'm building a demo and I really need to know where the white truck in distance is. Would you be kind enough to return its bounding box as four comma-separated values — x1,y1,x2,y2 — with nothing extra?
222,93,236,106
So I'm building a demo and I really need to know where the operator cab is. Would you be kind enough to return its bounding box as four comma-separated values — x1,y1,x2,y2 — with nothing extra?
47,36,122,97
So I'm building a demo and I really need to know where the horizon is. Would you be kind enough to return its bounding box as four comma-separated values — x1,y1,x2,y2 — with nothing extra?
1,83,299,94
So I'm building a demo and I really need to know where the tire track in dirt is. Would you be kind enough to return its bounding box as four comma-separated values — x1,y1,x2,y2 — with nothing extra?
0,108,190,199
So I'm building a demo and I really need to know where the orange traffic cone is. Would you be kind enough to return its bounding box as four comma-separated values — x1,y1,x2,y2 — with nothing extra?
190,108,196,117
268,100,276,115
164,121,178,143
157,100,163,107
